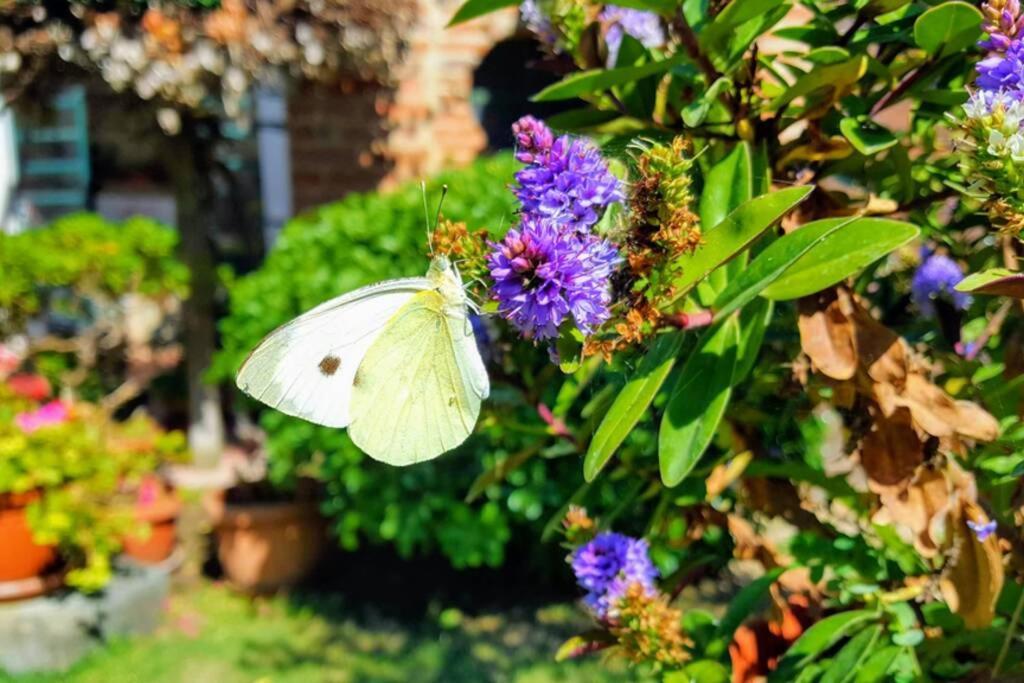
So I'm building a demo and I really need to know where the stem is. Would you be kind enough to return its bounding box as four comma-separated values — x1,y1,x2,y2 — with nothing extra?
664,310,714,330
966,300,1012,361
672,10,733,113
994,584,1024,677
870,60,932,116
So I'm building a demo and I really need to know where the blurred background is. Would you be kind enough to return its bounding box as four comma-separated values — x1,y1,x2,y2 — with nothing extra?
0,2,640,681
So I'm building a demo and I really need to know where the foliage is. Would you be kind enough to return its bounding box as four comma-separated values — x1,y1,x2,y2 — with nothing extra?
216,155,629,569
0,212,188,336
430,0,1024,679
0,381,188,591
0,0,414,127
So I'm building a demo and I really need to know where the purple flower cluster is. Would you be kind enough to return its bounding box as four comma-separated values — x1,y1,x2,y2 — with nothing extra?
488,215,620,340
513,132,624,233
520,0,556,46
981,0,1024,52
491,116,622,340
911,252,972,317
600,5,666,66
572,532,659,619
978,0,1024,97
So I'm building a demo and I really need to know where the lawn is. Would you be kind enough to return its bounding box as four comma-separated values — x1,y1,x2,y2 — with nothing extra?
3,581,641,683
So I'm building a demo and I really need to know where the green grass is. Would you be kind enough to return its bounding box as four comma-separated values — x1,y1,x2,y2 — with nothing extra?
4,582,639,683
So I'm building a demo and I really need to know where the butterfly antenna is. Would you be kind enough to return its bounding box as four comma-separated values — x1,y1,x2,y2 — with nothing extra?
434,184,449,233
421,181,435,256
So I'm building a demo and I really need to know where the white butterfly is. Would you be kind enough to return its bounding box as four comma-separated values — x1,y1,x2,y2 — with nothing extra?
236,255,489,466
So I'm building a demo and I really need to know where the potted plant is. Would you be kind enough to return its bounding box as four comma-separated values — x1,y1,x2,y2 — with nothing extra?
205,460,326,593
110,414,189,566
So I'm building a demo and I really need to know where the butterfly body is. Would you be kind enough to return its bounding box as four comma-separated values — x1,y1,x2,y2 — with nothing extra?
236,255,489,465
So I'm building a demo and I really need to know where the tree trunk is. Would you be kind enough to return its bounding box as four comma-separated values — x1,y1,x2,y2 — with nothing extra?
166,115,225,467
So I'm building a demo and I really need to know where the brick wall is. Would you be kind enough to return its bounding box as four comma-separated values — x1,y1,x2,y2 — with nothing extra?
287,2,518,211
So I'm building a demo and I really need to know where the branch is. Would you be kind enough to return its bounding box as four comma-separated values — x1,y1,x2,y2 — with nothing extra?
672,10,733,112
870,60,932,116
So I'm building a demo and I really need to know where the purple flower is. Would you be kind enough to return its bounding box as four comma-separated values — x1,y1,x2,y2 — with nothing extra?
600,5,666,66
572,532,659,618
488,215,620,340
977,38,1024,95
911,252,972,317
981,0,1024,52
968,519,998,541
513,127,623,232
512,115,555,164
520,0,556,46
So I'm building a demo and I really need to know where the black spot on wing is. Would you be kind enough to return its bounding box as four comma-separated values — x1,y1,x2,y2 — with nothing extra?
318,355,342,376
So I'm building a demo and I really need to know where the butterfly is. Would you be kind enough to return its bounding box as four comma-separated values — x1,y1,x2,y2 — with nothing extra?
236,254,489,466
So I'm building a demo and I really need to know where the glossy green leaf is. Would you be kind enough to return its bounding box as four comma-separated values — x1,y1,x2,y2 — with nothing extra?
839,117,899,155
768,57,868,112
771,610,877,679
714,567,785,647
700,0,788,57
761,217,919,300
854,646,902,683
682,77,733,127
913,1,983,56
734,297,773,383
670,186,815,304
669,660,731,683
584,332,685,482
604,0,678,13
659,318,739,487
713,216,853,319
447,0,519,26
699,142,754,300
955,267,1024,298
820,624,883,683
533,54,688,102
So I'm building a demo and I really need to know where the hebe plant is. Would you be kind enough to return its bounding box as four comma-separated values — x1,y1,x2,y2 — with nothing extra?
431,0,1024,680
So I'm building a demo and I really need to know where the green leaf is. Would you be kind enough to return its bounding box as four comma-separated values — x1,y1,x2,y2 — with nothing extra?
713,216,854,319
669,660,731,683
584,332,685,481
682,77,733,127
955,268,1024,298
605,0,678,13
913,1,983,56
839,117,899,155
768,57,868,112
760,217,919,300
854,646,902,683
820,625,883,683
734,297,773,383
447,0,519,26
659,318,739,486
772,610,877,680
671,186,814,303
699,143,754,300
714,567,785,647
700,0,788,57
533,54,688,102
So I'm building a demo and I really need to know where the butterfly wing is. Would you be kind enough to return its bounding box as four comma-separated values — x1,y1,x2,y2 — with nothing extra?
235,278,431,427
347,290,488,465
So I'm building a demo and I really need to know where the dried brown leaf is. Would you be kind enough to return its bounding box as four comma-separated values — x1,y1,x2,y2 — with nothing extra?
940,501,1004,629
798,291,857,381
860,409,923,495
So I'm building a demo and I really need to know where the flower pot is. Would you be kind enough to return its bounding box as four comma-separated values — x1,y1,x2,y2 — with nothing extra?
121,484,182,565
205,492,327,593
0,491,59,585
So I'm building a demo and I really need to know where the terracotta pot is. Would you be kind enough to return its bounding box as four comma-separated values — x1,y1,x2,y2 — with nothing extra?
206,493,326,593
0,491,58,583
122,488,182,565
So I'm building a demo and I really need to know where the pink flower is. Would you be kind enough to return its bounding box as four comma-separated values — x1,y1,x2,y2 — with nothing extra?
15,401,70,433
